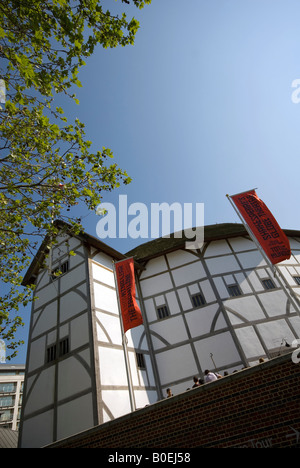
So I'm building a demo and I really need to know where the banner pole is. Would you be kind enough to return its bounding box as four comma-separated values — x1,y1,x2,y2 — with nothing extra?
113,260,136,412
226,194,300,317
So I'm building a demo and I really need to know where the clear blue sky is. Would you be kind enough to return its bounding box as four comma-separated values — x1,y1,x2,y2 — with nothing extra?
9,0,300,363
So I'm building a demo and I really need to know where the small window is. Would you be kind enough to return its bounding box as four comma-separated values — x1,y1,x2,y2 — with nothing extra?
46,338,69,364
157,305,170,320
262,279,276,290
227,284,242,297
191,293,206,308
136,352,146,370
294,276,300,285
51,260,69,280
46,344,57,363
59,337,69,357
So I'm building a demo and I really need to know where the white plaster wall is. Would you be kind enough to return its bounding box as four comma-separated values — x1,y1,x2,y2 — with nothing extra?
155,345,198,386
56,393,94,442
140,272,173,297
150,316,189,349
234,326,265,359
20,410,54,448
171,261,206,286
185,304,220,337
193,332,241,370
101,390,131,421
98,347,128,386
57,352,91,401
23,367,55,416
31,300,58,339
60,287,88,322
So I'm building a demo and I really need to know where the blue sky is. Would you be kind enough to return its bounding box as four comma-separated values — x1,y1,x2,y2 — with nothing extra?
9,0,300,363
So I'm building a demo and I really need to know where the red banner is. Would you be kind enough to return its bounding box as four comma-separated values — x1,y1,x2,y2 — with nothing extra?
231,190,291,264
115,258,143,334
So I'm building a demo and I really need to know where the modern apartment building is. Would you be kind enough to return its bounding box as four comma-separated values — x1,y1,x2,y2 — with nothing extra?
0,364,25,431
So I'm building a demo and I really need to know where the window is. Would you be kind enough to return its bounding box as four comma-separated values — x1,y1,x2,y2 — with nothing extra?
0,396,14,408
46,344,57,363
227,284,242,297
59,337,69,357
294,276,300,285
51,260,69,280
46,338,70,364
136,353,146,370
262,279,276,290
0,383,16,393
191,293,206,308
157,305,170,320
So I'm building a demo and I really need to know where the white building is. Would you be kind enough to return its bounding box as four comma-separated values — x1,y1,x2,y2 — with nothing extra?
18,222,300,447
0,364,25,431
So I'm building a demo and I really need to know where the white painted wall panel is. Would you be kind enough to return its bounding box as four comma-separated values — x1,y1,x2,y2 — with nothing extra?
194,332,241,370
150,316,189,346
204,240,232,257
93,282,118,313
259,291,287,317
92,262,115,287
140,272,173,297
23,367,55,415
60,264,86,294
60,290,87,322
237,251,266,269
140,256,168,279
57,393,94,442
96,311,122,345
205,255,240,275
166,250,197,269
177,287,192,311
201,279,216,303
92,251,114,270
155,345,198,386
224,296,265,322
21,410,54,448
228,237,255,252
27,336,46,372
98,347,128,386
166,291,181,315
234,326,265,358
33,283,58,310
186,304,219,337
143,298,157,322
57,354,91,401
257,319,296,349
31,301,57,338
101,390,131,420
171,261,205,286
70,313,90,349
213,277,228,299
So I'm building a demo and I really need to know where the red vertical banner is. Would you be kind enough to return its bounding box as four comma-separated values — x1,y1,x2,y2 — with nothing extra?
230,190,291,265
115,258,143,334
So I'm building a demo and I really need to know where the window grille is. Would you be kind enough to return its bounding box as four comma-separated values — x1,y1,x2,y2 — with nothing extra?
157,305,170,320
136,353,146,369
51,260,69,280
227,284,242,297
191,293,206,308
262,278,276,290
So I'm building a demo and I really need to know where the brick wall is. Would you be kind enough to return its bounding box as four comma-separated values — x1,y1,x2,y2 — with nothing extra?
47,353,300,448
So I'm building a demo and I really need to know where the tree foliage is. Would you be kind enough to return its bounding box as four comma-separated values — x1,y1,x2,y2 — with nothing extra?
0,0,151,359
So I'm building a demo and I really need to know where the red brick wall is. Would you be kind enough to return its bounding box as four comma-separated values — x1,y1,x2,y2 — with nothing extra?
47,353,300,449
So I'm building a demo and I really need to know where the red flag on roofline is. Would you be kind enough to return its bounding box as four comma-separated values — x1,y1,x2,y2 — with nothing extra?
114,258,143,334
229,190,291,265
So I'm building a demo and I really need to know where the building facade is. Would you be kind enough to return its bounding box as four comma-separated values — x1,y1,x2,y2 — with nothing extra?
0,364,25,431
19,222,300,447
